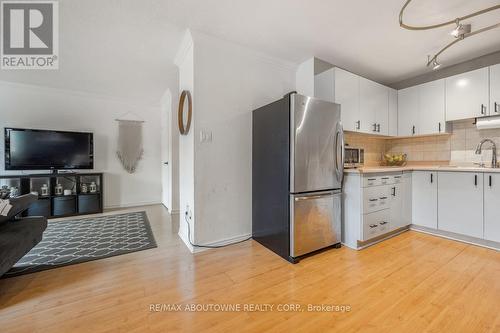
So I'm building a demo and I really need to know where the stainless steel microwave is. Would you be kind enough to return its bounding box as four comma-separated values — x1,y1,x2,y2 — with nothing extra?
344,147,364,168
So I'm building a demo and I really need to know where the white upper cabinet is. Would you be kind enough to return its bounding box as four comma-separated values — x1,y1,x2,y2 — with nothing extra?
490,64,500,116
398,86,419,136
388,88,398,136
315,68,360,132
334,68,361,132
310,58,499,137
419,79,446,135
360,77,389,135
438,172,484,238
315,67,391,135
398,80,446,137
446,68,489,121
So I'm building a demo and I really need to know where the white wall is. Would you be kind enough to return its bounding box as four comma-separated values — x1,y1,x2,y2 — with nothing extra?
0,81,162,208
296,57,315,97
189,31,295,245
174,31,196,249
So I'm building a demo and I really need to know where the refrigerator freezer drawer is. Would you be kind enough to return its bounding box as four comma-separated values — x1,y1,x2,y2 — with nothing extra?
290,190,341,258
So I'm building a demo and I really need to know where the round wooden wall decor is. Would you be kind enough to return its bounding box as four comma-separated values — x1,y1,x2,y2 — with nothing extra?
178,90,192,135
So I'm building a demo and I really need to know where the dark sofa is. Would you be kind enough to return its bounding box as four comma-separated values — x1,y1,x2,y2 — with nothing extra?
0,194,47,277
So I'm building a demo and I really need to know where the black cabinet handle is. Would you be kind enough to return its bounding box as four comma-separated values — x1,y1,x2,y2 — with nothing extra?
373,123,377,132
412,125,416,135
356,120,361,130
495,102,499,113
392,187,396,196
377,124,381,132
379,197,388,200
369,199,378,202
474,175,478,186
481,104,486,115
430,173,433,183
438,122,442,133
489,175,492,187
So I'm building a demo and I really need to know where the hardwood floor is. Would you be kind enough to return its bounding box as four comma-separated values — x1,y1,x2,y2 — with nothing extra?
1,204,499,333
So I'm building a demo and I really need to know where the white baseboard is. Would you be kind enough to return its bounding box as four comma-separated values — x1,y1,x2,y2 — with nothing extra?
178,230,195,253
104,201,161,209
342,226,410,250
410,225,500,251
178,232,252,254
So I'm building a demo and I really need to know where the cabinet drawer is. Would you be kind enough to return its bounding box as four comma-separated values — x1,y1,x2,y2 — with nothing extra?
362,209,390,241
363,176,381,187
393,175,403,184
380,176,392,186
363,174,400,187
363,186,390,213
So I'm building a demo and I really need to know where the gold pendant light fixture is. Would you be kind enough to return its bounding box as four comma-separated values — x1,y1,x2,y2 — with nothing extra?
399,0,500,70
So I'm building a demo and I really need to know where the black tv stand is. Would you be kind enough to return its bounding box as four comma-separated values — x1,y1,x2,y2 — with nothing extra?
0,172,104,219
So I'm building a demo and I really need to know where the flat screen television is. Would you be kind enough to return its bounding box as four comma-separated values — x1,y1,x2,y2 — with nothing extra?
4,128,94,171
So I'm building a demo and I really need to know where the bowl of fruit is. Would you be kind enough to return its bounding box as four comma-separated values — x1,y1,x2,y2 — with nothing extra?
382,153,407,167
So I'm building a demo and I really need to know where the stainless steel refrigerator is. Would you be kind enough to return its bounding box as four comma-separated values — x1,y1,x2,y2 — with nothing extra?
252,92,344,263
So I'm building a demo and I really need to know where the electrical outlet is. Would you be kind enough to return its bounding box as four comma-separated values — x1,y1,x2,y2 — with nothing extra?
185,204,192,220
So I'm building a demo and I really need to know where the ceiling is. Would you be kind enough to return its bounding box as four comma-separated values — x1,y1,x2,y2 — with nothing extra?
1,0,499,105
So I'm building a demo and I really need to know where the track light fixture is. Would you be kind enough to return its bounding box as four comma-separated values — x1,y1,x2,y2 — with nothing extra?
399,0,500,70
450,20,471,38
432,58,441,71
427,55,441,70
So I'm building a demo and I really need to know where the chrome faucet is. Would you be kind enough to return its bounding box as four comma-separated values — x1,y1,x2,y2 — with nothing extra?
475,139,498,168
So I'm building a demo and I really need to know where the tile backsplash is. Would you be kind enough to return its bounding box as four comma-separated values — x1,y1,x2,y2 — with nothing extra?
344,133,386,166
386,134,451,162
345,119,500,166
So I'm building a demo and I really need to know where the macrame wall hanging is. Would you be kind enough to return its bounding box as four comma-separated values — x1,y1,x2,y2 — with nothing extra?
116,113,144,174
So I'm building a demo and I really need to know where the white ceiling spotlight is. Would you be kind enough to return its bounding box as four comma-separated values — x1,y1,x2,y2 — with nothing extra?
430,57,441,71
399,0,500,70
450,20,471,38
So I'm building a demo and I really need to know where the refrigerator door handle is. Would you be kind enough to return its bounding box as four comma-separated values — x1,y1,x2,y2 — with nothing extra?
335,122,345,184
294,191,337,201
295,195,325,201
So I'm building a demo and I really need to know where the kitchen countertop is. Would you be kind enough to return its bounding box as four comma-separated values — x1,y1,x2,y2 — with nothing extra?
345,165,500,174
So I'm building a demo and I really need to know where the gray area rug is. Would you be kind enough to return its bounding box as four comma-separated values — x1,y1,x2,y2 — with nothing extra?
3,211,157,278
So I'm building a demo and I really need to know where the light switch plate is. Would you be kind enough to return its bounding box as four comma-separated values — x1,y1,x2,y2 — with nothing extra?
200,130,213,143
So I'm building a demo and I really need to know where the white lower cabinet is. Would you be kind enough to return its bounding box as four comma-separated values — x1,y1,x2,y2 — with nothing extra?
390,173,412,229
412,171,437,229
362,209,390,241
484,173,500,242
437,172,483,239
343,172,410,248
345,170,499,250
363,186,390,214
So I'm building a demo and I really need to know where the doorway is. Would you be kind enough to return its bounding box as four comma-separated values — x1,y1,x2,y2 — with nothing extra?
160,90,172,211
